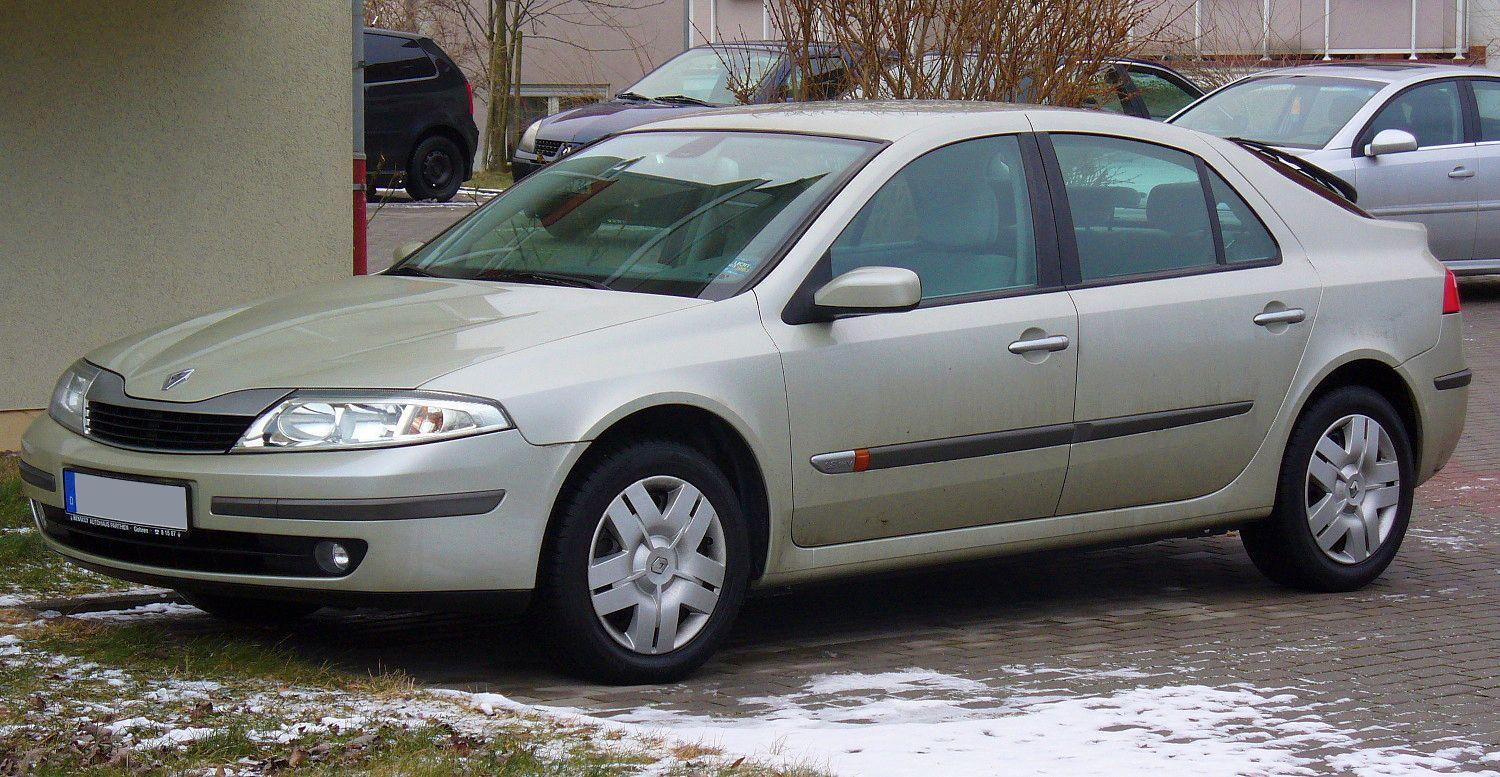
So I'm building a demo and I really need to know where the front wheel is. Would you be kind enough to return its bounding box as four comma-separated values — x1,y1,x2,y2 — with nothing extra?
537,440,750,684
1242,385,1414,592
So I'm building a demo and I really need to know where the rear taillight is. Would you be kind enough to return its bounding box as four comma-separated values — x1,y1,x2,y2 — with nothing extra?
465,82,474,115
1443,268,1462,314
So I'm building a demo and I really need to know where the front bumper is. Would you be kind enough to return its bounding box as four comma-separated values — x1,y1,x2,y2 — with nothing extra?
19,415,581,602
510,152,543,181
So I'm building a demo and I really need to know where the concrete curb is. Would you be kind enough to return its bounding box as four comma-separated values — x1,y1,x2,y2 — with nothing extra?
21,588,181,615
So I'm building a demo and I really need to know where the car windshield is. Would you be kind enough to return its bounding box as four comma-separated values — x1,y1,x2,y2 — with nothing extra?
392,131,875,299
626,47,782,106
1172,75,1382,149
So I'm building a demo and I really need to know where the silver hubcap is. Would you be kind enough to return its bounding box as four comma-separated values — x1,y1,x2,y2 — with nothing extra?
1306,414,1401,565
588,475,726,655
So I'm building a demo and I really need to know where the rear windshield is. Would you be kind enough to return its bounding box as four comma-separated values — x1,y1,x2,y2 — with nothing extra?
393,131,876,299
1173,75,1382,149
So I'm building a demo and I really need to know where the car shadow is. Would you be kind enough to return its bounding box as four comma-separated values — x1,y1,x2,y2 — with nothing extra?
1458,277,1500,304
140,531,1324,692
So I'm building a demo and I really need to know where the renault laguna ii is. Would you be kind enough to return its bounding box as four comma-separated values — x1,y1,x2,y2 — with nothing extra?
19,103,1469,683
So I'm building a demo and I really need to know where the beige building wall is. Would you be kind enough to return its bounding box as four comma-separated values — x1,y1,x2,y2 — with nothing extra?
1148,0,1467,57
1472,0,1500,67
0,2,352,449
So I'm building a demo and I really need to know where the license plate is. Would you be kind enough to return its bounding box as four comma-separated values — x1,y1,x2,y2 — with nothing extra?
63,470,191,539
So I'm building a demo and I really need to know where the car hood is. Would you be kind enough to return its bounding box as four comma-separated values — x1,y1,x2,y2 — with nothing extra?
537,99,717,145
88,276,705,403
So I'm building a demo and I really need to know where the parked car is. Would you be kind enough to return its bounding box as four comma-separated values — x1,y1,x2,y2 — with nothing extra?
22,104,1468,684
1172,62,1500,275
511,42,857,179
363,28,478,202
847,56,1203,120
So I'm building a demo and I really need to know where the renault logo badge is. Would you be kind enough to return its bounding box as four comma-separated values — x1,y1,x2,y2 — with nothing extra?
162,369,195,391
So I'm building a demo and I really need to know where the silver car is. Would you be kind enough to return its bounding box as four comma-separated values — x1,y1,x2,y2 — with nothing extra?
1172,62,1500,276
19,104,1469,683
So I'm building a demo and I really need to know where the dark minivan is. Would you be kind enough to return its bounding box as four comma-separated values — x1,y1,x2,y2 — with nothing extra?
512,43,856,180
364,28,478,202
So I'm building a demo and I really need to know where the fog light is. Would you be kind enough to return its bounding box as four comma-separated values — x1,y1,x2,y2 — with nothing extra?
314,541,352,575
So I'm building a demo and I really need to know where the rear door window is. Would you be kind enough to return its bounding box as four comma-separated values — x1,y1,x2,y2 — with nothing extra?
365,33,437,83
1469,79,1500,142
1052,134,1217,281
1050,134,1278,283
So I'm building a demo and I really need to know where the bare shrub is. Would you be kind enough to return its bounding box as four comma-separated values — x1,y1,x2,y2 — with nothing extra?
766,0,1190,107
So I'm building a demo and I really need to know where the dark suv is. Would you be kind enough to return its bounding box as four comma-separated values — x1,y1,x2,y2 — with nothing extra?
512,43,855,180
364,28,478,201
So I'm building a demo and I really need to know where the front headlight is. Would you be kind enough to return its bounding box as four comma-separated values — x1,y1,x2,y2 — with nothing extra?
517,120,541,155
233,391,511,452
49,360,101,435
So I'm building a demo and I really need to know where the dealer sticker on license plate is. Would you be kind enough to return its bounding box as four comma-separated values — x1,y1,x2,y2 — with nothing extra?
63,470,190,539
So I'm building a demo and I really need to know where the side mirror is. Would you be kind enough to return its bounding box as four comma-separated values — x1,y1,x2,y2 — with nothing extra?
1367,128,1419,157
813,266,921,317
394,240,425,262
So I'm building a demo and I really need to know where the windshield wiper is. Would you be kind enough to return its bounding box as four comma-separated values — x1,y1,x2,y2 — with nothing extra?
480,269,610,290
616,91,651,102
384,265,438,278
1226,136,1359,204
651,94,717,107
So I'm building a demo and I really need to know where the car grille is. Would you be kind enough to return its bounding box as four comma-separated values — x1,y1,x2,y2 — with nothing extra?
87,401,256,453
534,139,564,159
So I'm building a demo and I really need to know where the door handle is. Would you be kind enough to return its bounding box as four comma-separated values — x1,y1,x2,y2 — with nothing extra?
1450,167,1475,179
1008,334,1070,354
1253,308,1305,326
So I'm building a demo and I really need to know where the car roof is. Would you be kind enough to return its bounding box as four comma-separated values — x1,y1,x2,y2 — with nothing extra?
693,41,842,53
364,27,423,40
1246,61,1484,86
627,100,1145,142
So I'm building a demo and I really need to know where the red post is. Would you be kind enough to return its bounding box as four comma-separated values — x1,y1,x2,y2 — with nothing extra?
353,155,368,276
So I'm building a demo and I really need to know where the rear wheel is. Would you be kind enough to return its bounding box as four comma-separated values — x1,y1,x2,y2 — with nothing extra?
178,590,319,624
537,440,750,684
404,135,465,202
1242,385,1414,591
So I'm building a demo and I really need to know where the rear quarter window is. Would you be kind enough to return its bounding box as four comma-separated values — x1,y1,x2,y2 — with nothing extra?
365,33,437,83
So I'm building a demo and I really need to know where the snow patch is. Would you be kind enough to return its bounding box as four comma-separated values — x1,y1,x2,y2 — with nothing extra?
803,669,990,696
594,681,1349,776
1328,744,1500,776
135,726,217,750
71,603,202,622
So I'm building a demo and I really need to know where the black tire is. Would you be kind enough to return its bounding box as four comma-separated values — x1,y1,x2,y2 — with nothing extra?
1242,385,1415,592
536,439,751,684
404,135,465,202
178,590,320,624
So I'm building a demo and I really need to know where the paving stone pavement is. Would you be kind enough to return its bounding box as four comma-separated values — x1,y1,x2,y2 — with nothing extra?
363,199,481,274
160,206,1500,772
